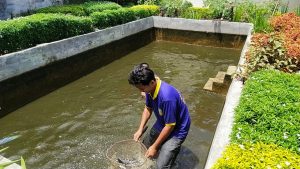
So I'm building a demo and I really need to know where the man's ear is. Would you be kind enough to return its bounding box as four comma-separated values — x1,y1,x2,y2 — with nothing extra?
150,80,156,86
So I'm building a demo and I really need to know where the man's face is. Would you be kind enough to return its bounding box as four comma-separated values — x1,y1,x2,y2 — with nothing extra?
135,80,156,94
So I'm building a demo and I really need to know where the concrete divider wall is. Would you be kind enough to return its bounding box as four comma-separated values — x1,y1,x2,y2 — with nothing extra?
0,17,154,82
204,23,253,169
0,17,252,83
0,16,253,168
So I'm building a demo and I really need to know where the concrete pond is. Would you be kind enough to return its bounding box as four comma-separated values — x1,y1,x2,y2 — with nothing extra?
0,17,252,169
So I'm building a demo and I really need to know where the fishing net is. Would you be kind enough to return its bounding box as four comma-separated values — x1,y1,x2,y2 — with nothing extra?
106,139,149,169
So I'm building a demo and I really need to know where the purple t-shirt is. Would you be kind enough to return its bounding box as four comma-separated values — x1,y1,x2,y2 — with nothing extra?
145,79,191,140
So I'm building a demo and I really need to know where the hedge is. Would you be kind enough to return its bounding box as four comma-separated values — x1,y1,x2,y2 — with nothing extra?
91,8,135,28
83,1,122,15
180,7,214,20
35,2,121,16
35,5,86,16
0,5,159,55
91,5,159,29
0,14,94,55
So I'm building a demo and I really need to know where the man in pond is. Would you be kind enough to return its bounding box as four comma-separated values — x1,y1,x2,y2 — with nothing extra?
128,63,191,169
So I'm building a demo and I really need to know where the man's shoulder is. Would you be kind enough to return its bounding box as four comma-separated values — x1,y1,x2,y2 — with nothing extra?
159,82,179,101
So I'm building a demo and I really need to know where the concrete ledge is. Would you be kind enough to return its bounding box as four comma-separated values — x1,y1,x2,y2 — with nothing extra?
153,16,252,35
204,23,253,169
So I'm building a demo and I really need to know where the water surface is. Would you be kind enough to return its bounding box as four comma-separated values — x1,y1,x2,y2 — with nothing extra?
0,41,241,169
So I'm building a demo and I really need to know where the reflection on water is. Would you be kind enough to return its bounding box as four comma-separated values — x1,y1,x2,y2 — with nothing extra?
0,41,241,169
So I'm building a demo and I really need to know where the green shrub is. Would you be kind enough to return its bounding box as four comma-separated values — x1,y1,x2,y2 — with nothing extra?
108,0,138,6
137,0,160,5
203,0,233,20
233,1,272,32
295,6,300,16
240,33,299,80
213,142,300,168
91,8,135,28
35,4,86,16
160,0,192,17
180,7,213,19
0,14,93,55
231,70,300,153
83,1,122,15
130,5,159,18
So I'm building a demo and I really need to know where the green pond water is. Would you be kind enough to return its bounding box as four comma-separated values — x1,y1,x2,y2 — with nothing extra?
0,41,241,169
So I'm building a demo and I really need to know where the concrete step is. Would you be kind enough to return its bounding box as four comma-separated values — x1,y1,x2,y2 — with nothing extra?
224,66,236,84
215,71,226,83
227,65,237,75
203,78,214,91
203,66,237,95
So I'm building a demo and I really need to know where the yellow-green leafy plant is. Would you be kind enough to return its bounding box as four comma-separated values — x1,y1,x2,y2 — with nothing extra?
212,142,300,168
130,5,160,18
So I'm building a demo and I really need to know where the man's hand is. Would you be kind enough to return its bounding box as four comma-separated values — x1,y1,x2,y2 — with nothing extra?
145,145,158,158
133,129,143,141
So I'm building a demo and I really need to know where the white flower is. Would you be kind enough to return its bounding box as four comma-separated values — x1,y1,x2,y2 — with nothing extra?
236,133,241,139
283,132,288,139
238,144,245,150
285,161,290,166
277,164,282,169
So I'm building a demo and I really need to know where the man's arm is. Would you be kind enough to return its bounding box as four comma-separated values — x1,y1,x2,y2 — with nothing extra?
133,106,152,141
145,125,175,158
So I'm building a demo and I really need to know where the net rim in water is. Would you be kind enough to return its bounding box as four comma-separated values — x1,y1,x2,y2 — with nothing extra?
106,139,148,168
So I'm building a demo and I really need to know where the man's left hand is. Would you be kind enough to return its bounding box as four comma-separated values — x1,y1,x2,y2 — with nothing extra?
145,145,158,158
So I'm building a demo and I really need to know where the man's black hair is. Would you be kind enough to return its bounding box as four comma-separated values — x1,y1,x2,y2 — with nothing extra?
128,64,155,85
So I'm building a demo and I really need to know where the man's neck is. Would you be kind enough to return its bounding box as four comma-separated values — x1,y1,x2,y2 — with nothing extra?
150,81,157,97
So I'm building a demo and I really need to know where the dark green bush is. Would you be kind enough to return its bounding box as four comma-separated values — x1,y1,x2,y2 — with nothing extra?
231,70,300,154
0,14,94,55
91,8,135,28
83,1,122,15
180,7,213,19
91,5,159,28
35,5,86,16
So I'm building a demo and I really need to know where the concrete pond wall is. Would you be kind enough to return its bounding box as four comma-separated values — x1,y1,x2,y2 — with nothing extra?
0,16,252,168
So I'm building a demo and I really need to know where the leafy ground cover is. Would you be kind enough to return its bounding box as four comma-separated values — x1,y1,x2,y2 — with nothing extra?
213,69,300,168
241,13,300,80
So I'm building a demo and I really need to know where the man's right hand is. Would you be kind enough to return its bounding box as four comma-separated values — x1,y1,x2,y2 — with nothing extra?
133,129,143,141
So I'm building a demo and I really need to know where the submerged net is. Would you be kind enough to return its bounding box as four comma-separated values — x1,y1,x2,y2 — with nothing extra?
106,139,148,169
